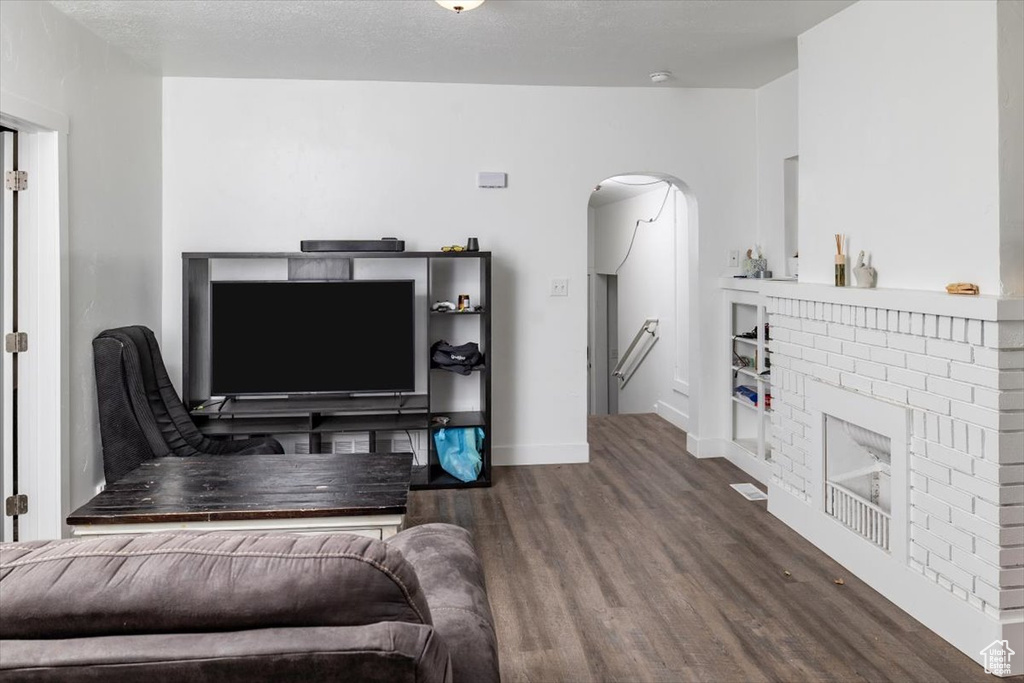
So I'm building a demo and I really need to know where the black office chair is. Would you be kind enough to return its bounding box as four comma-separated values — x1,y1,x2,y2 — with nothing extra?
93,325,283,484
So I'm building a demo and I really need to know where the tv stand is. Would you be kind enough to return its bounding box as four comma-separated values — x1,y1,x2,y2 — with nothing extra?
191,394,429,454
182,250,492,490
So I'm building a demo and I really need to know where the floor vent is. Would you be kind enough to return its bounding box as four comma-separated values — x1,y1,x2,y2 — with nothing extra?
730,483,768,501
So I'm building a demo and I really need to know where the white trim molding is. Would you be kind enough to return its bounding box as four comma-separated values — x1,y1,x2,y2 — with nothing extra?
655,400,688,432
493,442,590,466
683,434,769,483
722,439,771,485
685,434,727,459
722,278,1024,322
0,90,69,135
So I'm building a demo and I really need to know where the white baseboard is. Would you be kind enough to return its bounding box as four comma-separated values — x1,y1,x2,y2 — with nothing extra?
685,434,728,459
492,442,590,466
655,400,689,432
722,441,770,485
769,483,1023,677
683,435,769,484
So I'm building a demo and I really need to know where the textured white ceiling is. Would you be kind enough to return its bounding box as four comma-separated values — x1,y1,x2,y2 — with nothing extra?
48,0,853,87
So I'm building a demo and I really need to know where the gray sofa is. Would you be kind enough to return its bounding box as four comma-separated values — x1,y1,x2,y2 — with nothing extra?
0,524,499,682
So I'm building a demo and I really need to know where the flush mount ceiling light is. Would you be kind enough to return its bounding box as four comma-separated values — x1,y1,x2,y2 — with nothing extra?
649,71,673,84
436,0,485,13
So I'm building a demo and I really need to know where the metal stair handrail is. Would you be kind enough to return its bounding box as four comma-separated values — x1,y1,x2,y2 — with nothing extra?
611,318,659,388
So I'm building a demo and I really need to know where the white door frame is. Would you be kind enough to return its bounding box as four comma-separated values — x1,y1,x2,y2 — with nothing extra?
1,129,14,542
0,90,71,540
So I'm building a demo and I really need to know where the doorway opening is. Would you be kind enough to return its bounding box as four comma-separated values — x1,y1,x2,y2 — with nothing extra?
587,174,692,424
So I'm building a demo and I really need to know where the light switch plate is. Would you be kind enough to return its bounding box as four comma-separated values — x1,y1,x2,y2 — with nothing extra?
550,278,569,296
728,250,739,267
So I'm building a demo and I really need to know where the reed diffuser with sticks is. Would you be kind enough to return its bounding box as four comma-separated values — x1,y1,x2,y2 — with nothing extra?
834,234,846,286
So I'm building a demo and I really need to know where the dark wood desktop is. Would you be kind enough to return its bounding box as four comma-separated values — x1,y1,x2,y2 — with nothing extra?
67,452,413,539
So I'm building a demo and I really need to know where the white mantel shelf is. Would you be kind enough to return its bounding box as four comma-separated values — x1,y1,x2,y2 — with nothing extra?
720,278,1024,322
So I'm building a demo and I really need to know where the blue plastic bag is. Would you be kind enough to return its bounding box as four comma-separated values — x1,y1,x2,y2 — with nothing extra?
433,427,484,483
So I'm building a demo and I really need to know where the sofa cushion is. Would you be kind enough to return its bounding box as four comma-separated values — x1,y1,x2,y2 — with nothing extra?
388,524,499,683
0,623,452,683
0,533,431,639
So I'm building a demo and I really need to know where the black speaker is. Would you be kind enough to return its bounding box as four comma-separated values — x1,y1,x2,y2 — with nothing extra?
300,238,405,252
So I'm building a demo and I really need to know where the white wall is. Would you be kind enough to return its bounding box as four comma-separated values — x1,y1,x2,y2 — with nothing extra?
756,71,799,276
0,1,162,512
999,0,1024,295
592,185,685,416
162,78,758,463
799,0,1002,293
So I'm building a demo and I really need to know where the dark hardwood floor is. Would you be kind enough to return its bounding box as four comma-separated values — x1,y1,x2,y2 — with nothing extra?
408,413,1012,683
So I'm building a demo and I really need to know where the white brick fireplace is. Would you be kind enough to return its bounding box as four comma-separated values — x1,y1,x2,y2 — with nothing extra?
761,283,1024,676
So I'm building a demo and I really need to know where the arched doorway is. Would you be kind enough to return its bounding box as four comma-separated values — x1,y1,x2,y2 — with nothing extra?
587,173,696,428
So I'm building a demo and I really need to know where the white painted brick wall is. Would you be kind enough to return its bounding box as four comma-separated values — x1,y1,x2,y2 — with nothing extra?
767,296,1024,621
889,367,928,390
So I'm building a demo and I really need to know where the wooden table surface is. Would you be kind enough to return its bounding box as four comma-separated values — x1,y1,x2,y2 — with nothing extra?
67,452,413,525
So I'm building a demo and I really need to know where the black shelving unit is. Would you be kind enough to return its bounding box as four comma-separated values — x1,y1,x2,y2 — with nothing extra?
182,250,492,490
422,252,491,489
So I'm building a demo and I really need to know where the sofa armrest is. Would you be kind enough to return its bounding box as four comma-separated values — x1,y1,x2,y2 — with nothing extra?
389,524,499,683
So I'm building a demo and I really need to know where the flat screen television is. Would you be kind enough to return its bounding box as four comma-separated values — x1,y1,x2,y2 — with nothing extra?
210,280,415,396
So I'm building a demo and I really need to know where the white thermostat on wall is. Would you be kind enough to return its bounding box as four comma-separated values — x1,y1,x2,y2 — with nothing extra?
477,172,507,189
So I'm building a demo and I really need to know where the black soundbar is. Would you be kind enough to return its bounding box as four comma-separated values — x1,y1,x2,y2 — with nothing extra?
300,238,405,253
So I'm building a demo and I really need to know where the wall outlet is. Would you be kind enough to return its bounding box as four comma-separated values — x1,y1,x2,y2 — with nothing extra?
550,278,569,296
728,250,740,267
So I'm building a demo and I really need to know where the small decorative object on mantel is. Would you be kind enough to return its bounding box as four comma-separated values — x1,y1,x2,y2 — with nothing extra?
743,245,769,278
945,282,980,295
853,250,877,288
834,234,846,287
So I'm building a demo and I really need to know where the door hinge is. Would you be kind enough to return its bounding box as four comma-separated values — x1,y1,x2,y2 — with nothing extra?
4,170,27,192
5,494,27,516
4,332,27,353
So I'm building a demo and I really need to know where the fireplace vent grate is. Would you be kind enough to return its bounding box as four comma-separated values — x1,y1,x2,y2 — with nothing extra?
825,481,891,551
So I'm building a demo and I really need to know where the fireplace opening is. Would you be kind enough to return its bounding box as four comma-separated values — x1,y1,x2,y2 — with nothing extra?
824,415,892,551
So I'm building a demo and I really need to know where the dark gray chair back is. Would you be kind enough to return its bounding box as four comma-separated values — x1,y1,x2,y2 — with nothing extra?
93,325,283,483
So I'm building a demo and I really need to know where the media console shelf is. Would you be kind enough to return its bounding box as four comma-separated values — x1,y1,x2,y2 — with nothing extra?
182,251,492,490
